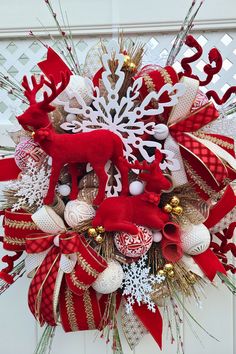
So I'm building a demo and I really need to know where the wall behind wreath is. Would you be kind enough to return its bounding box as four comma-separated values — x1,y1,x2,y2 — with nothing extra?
0,1,236,354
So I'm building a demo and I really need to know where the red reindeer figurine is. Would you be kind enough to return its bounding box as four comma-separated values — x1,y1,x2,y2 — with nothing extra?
17,73,128,205
93,150,172,234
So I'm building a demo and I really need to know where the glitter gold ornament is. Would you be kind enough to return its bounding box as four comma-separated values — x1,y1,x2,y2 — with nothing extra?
172,205,183,215
187,273,197,284
128,62,137,72
96,226,105,234
123,55,131,66
88,228,97,238
167,270,175,278
163,203,173,213
158,269,165,277
95,235,104,244
170,196,180,207
164,263,174,272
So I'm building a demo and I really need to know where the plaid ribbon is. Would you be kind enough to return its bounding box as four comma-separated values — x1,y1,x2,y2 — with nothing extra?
169,103,236,198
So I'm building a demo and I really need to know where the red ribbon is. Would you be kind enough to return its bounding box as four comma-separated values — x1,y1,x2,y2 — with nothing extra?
38,47,72,84
211,222,236,274
194,186,236,280
133,302,163,349
204,186,236,229
169,103,236,198
59,280,103,332
161,222,183,263
193,249,226,281
26,232,80,255
0,158,20,181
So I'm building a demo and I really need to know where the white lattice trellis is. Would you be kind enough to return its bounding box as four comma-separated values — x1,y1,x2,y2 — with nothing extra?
0,31,236,134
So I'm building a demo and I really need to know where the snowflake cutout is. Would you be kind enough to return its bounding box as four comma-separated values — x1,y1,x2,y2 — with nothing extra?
57,40,185,168
10,158,50,211
122,255,165,314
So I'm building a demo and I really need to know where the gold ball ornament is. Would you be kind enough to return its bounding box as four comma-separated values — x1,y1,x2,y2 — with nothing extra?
187,273,197,284
158,269,166,277
88,228,97,238
163,203,173,213
172,205,183,216
96,226,105,234
170,196,180,207
95,235,104,244
31,131,35,138
123,54,131,64
164,263,174,272
167,270,175,278
128,62,137,72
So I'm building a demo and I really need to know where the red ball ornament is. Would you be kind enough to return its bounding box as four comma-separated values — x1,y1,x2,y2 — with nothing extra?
14,138,46,170
114,225,153,258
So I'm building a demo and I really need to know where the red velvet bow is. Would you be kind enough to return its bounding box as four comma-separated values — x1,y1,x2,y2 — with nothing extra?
0,158,21,181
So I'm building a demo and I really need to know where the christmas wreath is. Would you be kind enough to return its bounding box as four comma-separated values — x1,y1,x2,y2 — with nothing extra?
0,1,236,353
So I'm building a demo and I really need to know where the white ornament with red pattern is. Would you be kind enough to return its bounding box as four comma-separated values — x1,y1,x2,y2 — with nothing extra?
14,137,46,171
114,225,153,258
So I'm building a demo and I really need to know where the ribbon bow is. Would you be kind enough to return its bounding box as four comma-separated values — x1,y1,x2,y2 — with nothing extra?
26,231,108,330
166,76,236,199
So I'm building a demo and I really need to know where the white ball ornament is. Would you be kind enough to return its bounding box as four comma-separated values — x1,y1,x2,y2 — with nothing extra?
58,184,71,197
66,113,77,123
152,230,163,243
92,259,124,294
65,75,93,106
129,180,145,195
153,124,169,140
181,224,211,255
64,200,96,227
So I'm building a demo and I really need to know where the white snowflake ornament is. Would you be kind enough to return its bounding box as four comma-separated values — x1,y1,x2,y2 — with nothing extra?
9,158,50,211
122,255,165,314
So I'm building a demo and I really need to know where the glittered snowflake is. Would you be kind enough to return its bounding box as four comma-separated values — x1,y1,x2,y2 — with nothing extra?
56,40,185,168
10,158,50,211
122,255,165,314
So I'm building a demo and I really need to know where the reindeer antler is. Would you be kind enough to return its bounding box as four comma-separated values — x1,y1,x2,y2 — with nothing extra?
124,150,163,171
41,71,71,110
21,75,45,104
125,159,152,171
